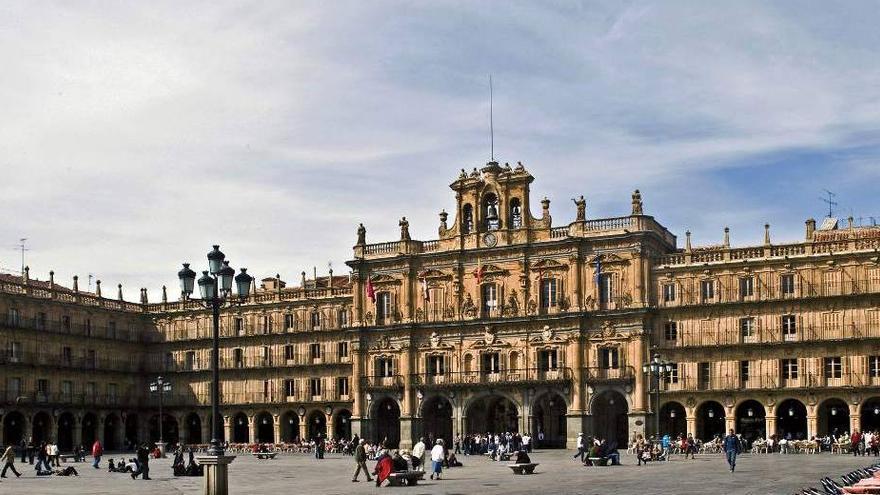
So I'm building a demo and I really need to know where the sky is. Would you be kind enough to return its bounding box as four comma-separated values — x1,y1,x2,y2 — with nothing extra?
2,1,880,299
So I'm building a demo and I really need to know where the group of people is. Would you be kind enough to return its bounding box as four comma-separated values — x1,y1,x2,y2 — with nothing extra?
572,433,621,465
460,432,533,457
352,435,470,487
1,440,79,479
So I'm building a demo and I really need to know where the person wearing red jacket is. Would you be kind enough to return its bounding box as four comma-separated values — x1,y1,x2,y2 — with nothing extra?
852,430,863,456
91,440,103,469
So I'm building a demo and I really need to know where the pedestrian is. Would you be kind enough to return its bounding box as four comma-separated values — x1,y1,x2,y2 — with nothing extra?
131,443,150,480
351,439,372,483
430,439,445,480
91,439,103,469
572,433,586,462
2,444,22,478
48,442,59,467
35,442,50,472
315,433,325,459
411,437,426,471
26,438,35,465
852,430,863,457
723,429,740,473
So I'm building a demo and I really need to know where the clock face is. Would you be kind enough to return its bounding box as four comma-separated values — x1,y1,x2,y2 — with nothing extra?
483,232,497,247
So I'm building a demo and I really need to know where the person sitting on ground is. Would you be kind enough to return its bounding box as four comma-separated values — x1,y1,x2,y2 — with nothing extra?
513,449,531,464
605,440,620,465
107,458,117,472
373,451,393,487
446,451,462,467
391,450,408,472
54,466,79,476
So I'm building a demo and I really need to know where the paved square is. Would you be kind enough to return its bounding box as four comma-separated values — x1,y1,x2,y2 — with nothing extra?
2,450,876,495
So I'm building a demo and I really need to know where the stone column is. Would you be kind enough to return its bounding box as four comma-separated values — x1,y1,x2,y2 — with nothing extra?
97,414,106,445
298,415,307,441
633,337,647,412
766,416,778,438
725,415,735,433
73,415,82,448
273,414,282,444
851,413,862,434
196,455,235,495
807,415,817,439
223,416,232,445
248,415,256,444
686,415,697,439
326,412,335,440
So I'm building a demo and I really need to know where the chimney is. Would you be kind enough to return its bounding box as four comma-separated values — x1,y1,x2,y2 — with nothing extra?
685,231,692,253
96,280,102,297
73,275,79,293
118,283,123,301
162,285,168,303
805,218,816,240
49,270,55,289
764,224,771,246
723,227,730,248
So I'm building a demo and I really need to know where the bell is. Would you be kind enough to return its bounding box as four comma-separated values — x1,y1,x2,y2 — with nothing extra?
486,203,499,222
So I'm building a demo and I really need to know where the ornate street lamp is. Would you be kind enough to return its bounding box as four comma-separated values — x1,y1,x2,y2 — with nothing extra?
149,376,172,457
642,353,675,437
177,244,252,495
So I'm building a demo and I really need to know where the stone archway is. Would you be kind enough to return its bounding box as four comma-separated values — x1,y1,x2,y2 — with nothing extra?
735,400,766,447
531,392,567,448
184,413,202,445
334,409,352,440
3,411,25,446
31,411,52,444
125,414,139,447
696,401,725,442
255,412,274,444
421,396,453,446
232,413,249,443
281,411,298,442
103,414,120,450
818,398,850,437
82,412,98,446
861,398,880,432
659,402,686,438
149,414,179,444
374,398,401,448
591,390,629,447
57,412,76,451
307,410,327,441
776,399,808,440
465,394,519,435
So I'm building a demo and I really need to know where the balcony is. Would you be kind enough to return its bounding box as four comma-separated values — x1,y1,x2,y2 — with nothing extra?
656,324,880,350
0,349,144,372
0,391,139,407
361,375,405,390
155,352,353,373
585,366,635,383
656,279,878,309
409,367,573,389
0,314,142,342
660,372,867,393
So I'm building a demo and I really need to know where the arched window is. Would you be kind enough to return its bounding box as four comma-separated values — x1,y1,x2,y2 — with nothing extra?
483,193,500,231
462,204,474,234
510,198,522,229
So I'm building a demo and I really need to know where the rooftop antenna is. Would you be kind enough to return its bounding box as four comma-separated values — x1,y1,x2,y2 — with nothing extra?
820,189,838,218
489,74,494,162
15,238,28,273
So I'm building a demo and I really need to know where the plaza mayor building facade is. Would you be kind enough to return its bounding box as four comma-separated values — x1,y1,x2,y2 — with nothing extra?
3,162,880,451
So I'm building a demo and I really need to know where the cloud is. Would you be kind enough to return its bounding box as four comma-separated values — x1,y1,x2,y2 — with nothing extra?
1,0,879,298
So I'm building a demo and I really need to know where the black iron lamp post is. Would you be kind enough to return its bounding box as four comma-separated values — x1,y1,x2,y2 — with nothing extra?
642,353,675,438
149,376,172,456
178,245,252,495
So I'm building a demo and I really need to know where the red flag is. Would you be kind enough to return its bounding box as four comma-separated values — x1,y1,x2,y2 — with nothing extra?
473,265,485,284
366,278,376,303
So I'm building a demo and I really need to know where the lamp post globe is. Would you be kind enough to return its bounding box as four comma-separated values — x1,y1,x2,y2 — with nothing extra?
178,263,197,297
198,271,216,300
235,268,253,299
207,245,225,274
218,261,236,293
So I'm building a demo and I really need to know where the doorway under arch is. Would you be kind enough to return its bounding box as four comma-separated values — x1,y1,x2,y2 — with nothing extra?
57,412,75,451
659,402,686,438
696,401,725,442
255,412,274,443
818,398,850,437
125,414,139,447
421,396,453,445
466,395,519,435
531,392,567,448
148,414,179,444
184,413,202,445
861,398,880,432
82,412,98,446
776,399,808,440
281,411,298,442
735,400,766,447
31,411,52,444
307,411,327,441
591,390,629,447
232,413,249,443
374,398,401,448
3,411,25,446
334,409,352,440
103,414,119,450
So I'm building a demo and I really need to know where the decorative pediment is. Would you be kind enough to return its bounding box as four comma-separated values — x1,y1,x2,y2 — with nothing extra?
528,325,565,344
370,274,400,286
368,335,398,351
480,264,509,277
419,269,452,281
587,253,628,265
588,321,629,341
418,332,456,350
532,258,567,272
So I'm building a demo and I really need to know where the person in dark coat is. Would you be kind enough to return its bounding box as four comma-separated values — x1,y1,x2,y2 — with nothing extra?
131,444,150,480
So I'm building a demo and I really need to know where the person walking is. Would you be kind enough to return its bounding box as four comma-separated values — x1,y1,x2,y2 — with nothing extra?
351,439,372,483
48,442,59,467
1,445,22,478
411,437,426,471
131,443,150,480
852,430,863,457
315,433,325,459
572,433,586,462
91,439,103,469
430,439,445,480
723,429,740,473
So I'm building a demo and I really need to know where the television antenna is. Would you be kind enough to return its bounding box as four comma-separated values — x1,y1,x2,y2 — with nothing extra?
820,189,838,218
14,238,28,273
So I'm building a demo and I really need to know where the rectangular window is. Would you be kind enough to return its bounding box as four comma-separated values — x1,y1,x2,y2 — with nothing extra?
663,363,679,384
310,343,322,360
376,292,391,324
824,356,842,379
664,322,678,341
376,357,394,377
85,318,92,337
284,379,295,397
108,383,118,400
337,309,349,328
234,317,244,335
62,346,72,366
540,279,558,309
663,283,676,302
782,315,797,339
61,380,73,396
7,341,21,361
7,308,20,326
62,315,71,331
262,315,271,334
337,377,349,396
739,277,754,299
36,312,47,330
740,361,750,383
698,362,711,389
428,288,444,321
86,382,97,396
539,349,559,371
284,344,294,361
701,280,715,302
337,342,349,359
108,320,116,339
261,346,271,365
599,274,614,306
36,378,49,394
309,378,322,396
599,348,619,369
310,312,321,329
7,377,21,396
870,356,880,378
483,283,500,315
284,314,294,331
781,358,798,379
263,380,271,400
428,355,446,375
739,317,755,339
482,352,501,374
233,348,244,368
185,351,196,370
781,274,795,295
86,349,96,368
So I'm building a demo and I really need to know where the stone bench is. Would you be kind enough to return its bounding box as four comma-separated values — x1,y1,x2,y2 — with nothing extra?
508,463,538,474
59,454,79,463
387,470,425,486
251,452,277,460
586,457,609,466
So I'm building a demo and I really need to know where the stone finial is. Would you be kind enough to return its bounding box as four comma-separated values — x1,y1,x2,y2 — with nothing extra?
399,217,411,241
685,231,692,252
328,267,334,288
572,196,586,222
73,275,79,293
96,280,102,297
49,270,55,288
631,189,644,215
117,283,123,301
162,285,168,303
439,210,448,231
141,288,148,304
301,271,307,288
805,218,816,240
356,223,366,245
541,197,551,217
723,227,730,248
764,223,771,246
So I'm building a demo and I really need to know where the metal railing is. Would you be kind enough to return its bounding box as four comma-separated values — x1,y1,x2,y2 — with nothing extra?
152,352,352,372
408,367,573,388
0,349,144,372
0,391,140,407
661,372,874,393
0,314,141,342
656,324,880,349
585,366,636,381
656,280,879,309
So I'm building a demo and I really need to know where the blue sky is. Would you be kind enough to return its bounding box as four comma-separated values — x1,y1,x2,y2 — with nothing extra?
1,1,879,298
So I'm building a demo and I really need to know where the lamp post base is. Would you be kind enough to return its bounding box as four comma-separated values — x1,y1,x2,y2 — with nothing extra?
196,454,235,495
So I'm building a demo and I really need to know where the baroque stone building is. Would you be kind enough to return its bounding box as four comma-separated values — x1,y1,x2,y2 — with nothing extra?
2,162,880,450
